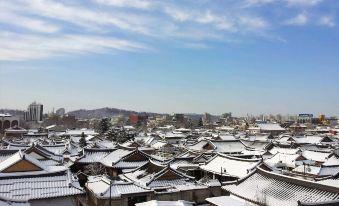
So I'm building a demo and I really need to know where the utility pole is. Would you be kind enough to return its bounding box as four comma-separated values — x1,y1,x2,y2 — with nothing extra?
109,179,112,206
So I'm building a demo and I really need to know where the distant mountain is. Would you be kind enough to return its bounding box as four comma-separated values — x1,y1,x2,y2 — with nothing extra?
67,107,160,119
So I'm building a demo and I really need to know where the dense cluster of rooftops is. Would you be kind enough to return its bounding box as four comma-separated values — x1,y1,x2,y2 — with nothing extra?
0,123,338,206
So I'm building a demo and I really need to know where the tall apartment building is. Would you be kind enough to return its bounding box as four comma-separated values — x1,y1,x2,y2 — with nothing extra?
24,102,43,122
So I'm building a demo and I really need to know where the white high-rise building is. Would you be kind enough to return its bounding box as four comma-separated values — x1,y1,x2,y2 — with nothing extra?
24,102,43,122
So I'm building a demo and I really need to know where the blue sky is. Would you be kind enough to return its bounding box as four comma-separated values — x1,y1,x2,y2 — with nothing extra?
0,0,339,116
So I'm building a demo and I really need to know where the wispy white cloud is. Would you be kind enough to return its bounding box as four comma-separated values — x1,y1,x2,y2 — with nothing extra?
163,6,268,33
161,24,224,41
0,0,335,61
318,16,336,27
285,0,323,7
245,0,276,7
95,0,153,9
238,16,269,30
0,32,147,61
284,13,308,25
163,6,192,22
1,0,151,34
244,0,324,7
0,12,59,33
182,42,209,49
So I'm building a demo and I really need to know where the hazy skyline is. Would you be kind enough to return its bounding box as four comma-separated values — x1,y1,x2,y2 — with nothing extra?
1,0,339,116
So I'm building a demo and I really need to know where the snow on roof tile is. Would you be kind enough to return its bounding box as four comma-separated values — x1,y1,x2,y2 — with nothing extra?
0,172,84,201
86,176,151,199
0,151,47,173
302,150,331,162
200,153,261,178
257,123,286,131
223,168,339,206
136,200,194,206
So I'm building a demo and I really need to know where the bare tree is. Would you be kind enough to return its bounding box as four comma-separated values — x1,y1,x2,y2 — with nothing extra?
83,163,106,176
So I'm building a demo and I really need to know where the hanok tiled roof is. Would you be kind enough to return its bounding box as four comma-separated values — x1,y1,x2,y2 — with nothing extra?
86,176,152,199
101,149,153,169
256,123,286,131
176,151,200,159
0,171,84,201
135,200,194,206
24,144,63,161
240,139,272,151
187,140,216,152
0,151,47,173
302,150,331,162
318,166,339,177
323,155,339,166
269,147,301,155
223,167,339,206
169,159,198,170
211,140,246,154
264,153,304,169
100,149,132,167
113,161,148,169
145,166,195,188
200,153,261,179
121,160,166,186
0,150,19,163
0,151,67,178
317,177,339,189
76,148,115,164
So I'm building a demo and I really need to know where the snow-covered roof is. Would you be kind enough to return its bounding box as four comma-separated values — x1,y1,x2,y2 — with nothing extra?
86,176,151,199
206,195,248,206
212,141,246,154
121,160,167,186
76,149,114,164
292,135,333,144
123,126,135,130
100,149,152,169
318,166,339,177
136,200,194,206
317,177,339,189
240,139,271,151
323,155,339,166
65,129,98,136
0,151,47,173
0,171,84,201
187,140,216,151
0,150,20,163
223,167,339,206
216,126,235,131
216,135,237,141
264,153,303,169
241,149,265,156
170,159,198,170
100,149,133,167
122,164,196,189
254,123,286,131
200,153,261,179
269,147,300,155
302,150,331,162
293,165,321,176
150,141,167,149
187,140,246,154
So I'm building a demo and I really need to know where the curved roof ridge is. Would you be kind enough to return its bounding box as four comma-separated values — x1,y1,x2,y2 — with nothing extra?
146,166,194,185
256,166,339,193
214,153,262,163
